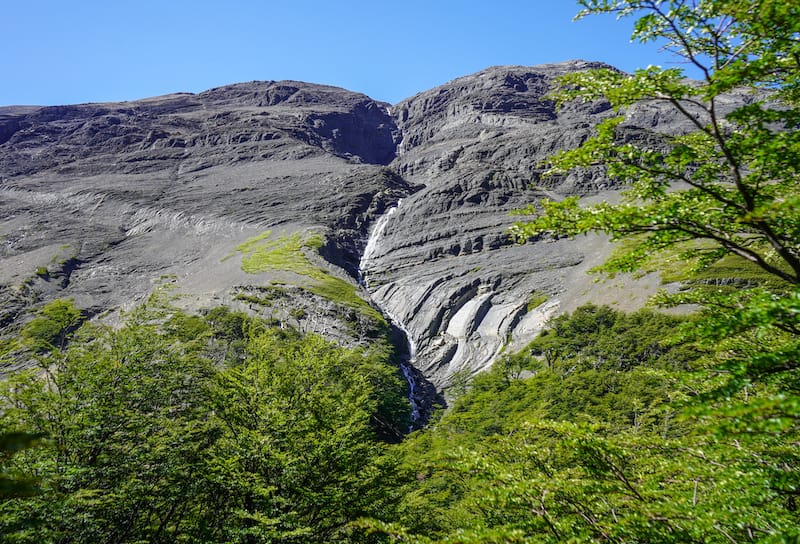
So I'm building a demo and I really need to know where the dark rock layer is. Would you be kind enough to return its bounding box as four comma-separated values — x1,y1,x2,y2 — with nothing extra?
0,62,722,392
0,81,410,335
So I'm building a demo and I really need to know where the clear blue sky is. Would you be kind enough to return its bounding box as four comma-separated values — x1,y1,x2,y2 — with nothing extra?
2,1,674,107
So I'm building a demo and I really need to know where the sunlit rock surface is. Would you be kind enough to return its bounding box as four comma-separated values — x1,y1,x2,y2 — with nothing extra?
365,61,698,389
1,62,716,395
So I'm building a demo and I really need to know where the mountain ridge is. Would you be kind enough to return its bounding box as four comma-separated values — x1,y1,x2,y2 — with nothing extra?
0,60,699,401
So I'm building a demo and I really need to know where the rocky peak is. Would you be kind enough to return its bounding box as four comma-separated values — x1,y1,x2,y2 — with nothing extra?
1,61,698,402
394,61,617,154
0,80,399,179
356,61,685,391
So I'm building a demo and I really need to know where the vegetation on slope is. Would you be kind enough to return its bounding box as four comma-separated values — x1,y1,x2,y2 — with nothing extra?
493,0,800,541
2,1,799,542
0,298,409,543
235,230,385,324
3,297,797,542
371,305,799,543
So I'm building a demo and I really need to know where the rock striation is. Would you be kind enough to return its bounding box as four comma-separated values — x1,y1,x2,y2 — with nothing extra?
0,61,723,398
0,81,409,332
363,61,701,389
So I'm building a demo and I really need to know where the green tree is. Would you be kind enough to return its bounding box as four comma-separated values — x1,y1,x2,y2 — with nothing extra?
506,0,800,540
362,2,800,542
0,302,224,543
210,328,406,543
0,432,43,500
20,299,83,353
366,304,798,543
512,0,800,413
0,300,409,543
514,0,800,286
381,419,800,544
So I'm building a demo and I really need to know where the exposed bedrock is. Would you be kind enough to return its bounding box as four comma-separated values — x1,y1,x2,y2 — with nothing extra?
0,80,412,332
1,62,745,394
360,61,707,390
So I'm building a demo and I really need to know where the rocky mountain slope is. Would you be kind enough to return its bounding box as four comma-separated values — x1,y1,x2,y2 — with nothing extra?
0,61,706,405
0,82,408,334
361,61,705,389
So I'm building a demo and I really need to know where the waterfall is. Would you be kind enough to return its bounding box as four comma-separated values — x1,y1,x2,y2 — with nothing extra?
385,308,421,427
358,200,422,430
358,200,400,285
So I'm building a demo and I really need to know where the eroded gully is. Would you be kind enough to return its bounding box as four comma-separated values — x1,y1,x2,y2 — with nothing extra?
358,200,422,430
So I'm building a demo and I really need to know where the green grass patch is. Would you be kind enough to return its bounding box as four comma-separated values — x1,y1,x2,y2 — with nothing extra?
235,231,385,324
235,230,273,255
238,232,317,276
527,291,549,312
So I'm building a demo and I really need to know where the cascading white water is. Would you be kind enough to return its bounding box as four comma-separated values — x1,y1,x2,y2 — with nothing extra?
358,200,422,429
400,363,421,425
385,309,421,427
358,200,401,284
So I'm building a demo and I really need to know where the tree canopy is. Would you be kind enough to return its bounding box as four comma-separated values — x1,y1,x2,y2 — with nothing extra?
2,2,800,543
513,0,800,415
0,300,410,543
514,0,800,287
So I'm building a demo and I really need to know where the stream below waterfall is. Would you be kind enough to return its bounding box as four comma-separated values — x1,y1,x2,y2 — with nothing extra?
358,200,423,430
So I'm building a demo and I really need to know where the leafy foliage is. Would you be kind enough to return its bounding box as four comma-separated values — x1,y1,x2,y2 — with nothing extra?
513,0,800,288
0,432,43,500
494,1,800,541
20,299,83,352
441,306,699,438
0,300,410,543
511,0,800,445
210,328,404,542
370,306,800,543
3,3,800,542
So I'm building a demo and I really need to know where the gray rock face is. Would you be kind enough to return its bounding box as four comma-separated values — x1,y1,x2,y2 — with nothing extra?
0,81,410,333
364,61,702,390
0,61,721,397
0,81,400,175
